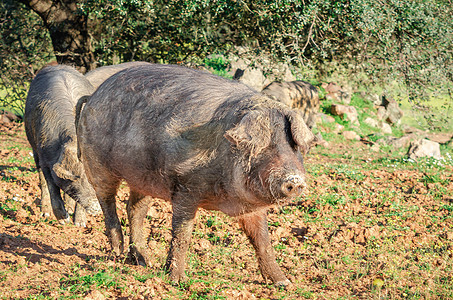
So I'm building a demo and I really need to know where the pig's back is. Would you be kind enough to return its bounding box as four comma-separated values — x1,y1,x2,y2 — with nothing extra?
91,64,256,118
79,64,257,181
84,64,258,136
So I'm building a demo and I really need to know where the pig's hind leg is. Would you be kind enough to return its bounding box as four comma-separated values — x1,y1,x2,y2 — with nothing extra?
127,190,153,266
41,166,69,223
237,210,291,286
80,149,123,257
32,152,52,218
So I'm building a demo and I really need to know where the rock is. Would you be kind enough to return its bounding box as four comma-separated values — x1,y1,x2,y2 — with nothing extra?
266,62,296,83
333,123,345,134
408,139,442,160
0,111,20,123
343,130,361,141
233,65,267,91
365,117,391,134
370,143,380,152
380,122,392,134
426,132,453,144
401,124,426,134
363,93,383,106
323,82,342,93
338,85,353,105
382,96,404,125
84,290,105,300
337,90,352,105
376,106,387,120
330,104,359,125
0,114,11,123
316,112,335,124
375,96,404,125
385,103,403,125
386,134,419,149
364,117,379,128
229,49,296,91
325,92,337,102
323,82,351,104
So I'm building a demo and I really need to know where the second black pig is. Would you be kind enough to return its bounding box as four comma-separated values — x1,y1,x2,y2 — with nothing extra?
25,65,101,226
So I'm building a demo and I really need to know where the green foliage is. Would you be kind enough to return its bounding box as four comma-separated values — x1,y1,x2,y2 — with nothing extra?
203,55,232,79
0,0,54,116
80,0,453,99
0,0,451,115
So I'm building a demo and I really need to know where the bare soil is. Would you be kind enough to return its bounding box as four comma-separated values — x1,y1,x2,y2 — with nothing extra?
1,123,452,299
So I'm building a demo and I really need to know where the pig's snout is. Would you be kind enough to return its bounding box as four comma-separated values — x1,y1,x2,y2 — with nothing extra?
280,175,306,197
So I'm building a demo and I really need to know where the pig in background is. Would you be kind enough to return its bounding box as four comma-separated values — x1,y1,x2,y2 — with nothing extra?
77,63,314,286
24,65,101,227
84,61,151,89
261,80,320,129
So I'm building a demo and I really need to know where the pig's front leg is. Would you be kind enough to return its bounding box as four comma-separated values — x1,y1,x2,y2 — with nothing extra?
42,167,69,223
237,210,291,286
97,188,123,256
164,195,198,283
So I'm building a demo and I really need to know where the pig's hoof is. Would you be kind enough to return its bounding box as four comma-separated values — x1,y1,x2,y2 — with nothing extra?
275,279,291,287
170,273,187,285
54,210,70,224
73,212,87,227
129,246,151,267
58,215,70,224
74,220,87,227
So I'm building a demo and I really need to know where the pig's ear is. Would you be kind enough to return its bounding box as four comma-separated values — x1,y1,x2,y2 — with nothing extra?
224,111,271,156
52,144,82,181
286,111,314,154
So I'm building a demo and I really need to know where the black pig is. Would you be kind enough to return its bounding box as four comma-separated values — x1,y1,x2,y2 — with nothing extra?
261,80,320,129
25,65,101,226
77,64,314,285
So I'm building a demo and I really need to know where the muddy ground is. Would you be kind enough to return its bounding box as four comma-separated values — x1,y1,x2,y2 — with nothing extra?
1,122,452,299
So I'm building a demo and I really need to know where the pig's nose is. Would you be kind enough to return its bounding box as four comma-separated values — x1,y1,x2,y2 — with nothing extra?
281,175,306,197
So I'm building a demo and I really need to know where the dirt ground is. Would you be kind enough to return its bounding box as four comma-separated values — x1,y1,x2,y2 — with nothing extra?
1,122,452,299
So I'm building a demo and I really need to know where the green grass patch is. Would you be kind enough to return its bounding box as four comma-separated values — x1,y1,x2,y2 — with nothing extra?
59,267,125,295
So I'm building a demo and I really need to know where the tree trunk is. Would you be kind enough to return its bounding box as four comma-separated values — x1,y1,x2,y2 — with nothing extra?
19,0,95,73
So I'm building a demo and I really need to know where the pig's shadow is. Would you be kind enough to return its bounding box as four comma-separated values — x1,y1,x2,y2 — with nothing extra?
0,164,36,172
0,230,103,268
0,164,37,182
